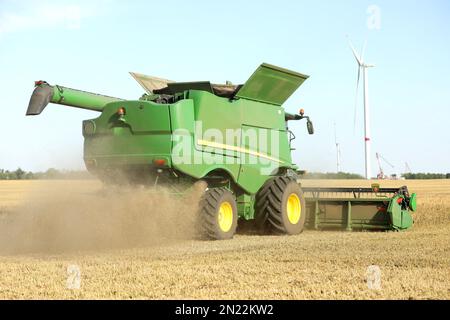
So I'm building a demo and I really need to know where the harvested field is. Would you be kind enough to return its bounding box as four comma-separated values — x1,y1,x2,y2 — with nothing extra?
0,179,449,299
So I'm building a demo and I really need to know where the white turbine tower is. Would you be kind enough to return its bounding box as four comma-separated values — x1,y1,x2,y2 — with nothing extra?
349,39,375,179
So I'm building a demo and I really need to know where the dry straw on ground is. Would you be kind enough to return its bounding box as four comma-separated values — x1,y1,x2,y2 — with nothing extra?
0,179,448,299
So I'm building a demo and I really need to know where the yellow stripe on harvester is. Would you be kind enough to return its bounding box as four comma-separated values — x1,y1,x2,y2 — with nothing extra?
197,139,283,163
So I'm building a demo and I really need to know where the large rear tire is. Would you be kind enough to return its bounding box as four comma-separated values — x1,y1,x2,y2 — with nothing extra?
255,176,306,235
198,188,238,240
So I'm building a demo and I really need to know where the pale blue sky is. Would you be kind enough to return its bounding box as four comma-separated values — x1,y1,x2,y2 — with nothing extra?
0,0,449,175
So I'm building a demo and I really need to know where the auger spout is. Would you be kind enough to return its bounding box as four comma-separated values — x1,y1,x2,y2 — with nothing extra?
26,81,124,115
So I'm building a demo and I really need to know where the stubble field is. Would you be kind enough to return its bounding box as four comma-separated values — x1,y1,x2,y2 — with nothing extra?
0,179,448,299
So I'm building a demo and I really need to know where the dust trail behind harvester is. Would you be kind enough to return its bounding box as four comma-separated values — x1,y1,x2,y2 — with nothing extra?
0,180,205,254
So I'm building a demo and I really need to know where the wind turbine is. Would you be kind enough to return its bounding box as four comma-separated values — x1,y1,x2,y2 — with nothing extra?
349,39,375,179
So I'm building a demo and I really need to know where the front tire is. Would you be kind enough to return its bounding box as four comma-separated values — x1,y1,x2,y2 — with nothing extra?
199,188,238,240
255,176,306,235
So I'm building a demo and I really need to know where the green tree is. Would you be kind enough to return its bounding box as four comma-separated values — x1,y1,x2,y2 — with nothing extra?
44,168,61,179
14,168,25,180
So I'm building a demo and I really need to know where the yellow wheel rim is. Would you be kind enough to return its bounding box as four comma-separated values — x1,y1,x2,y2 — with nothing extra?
287,193,301,224
218,201,233,232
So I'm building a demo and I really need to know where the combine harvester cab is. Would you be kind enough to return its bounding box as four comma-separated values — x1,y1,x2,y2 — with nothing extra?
26,64,416,240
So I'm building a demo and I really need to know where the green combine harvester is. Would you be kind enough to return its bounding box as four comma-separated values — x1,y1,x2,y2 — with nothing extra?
26,63,416,239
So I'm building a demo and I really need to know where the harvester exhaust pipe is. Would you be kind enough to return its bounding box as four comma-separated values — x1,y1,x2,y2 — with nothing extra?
26,81,124,116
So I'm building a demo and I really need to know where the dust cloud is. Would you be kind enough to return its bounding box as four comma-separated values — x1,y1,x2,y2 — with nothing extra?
0,180,206,254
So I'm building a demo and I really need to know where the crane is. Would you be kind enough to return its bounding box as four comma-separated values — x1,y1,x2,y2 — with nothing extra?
376,152,395,179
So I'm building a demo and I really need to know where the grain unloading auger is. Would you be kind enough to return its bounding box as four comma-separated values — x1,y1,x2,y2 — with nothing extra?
26,81,123,115
26,63,416,240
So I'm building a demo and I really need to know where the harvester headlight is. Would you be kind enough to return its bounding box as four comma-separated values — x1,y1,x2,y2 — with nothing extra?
34,80,47,87
117,107,126,116
153,159,166,166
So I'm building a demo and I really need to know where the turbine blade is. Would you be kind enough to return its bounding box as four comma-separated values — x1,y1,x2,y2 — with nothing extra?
361,40,367,62
353,66,361,133
348,40,363,65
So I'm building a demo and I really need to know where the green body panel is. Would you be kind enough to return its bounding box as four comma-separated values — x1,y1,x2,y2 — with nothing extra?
388,196,414,230
168,97,242,187
170,90,293,194
237,193,255,220
236,63,309,106
51,85,122,112
82,89,294,196
191,90,292,194
84,101,172,166
237,125,291,193
409,193,417,211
